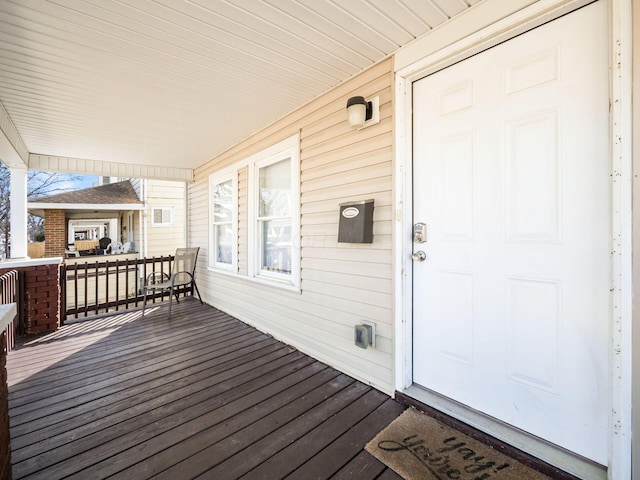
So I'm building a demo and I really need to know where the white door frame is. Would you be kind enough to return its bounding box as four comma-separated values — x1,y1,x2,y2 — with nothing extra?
393,0,633,478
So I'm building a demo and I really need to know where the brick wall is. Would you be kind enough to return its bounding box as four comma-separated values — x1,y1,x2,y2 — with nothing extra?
0,332,10,480
0,262,60,335
21,264,60,334
44,209,66,258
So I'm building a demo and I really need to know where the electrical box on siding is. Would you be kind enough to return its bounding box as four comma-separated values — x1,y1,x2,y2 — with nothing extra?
338,200,374,243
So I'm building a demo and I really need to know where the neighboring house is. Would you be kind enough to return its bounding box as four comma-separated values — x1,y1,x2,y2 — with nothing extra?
0,1,636,479
129,178,187,258
27,179,186,258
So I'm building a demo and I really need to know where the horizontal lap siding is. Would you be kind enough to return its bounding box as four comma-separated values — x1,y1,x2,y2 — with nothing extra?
188,178,208,251
190,59,394,393
146,180,187,257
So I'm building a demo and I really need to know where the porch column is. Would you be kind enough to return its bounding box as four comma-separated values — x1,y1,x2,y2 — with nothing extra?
44,209,66,258
9,165,28,260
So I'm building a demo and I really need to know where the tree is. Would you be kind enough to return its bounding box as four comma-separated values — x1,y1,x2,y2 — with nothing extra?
0,166,9,258
28,215,45,242
0,162,83,257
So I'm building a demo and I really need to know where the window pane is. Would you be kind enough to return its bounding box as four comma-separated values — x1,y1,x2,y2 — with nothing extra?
215,224,233,264
153,208,172,225
214,180,233,222
261,219,291,274
259,158,291,217
153,209,163,224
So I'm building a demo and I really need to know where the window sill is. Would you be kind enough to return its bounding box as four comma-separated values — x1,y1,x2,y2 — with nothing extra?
207,266,301,294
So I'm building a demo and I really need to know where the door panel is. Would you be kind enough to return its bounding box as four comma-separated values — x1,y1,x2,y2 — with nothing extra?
412,2,609,464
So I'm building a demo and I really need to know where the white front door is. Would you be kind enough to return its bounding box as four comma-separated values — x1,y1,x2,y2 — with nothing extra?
412,2,609,465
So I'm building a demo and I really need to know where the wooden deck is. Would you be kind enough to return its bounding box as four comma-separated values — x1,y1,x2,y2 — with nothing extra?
6,299,406,479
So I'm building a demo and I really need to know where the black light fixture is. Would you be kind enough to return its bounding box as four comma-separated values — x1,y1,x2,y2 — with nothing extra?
346,96,373,128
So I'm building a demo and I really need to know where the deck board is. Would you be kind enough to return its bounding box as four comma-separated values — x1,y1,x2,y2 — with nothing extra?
190,382,374,480
234,388,390,480
287,398,406,480
119,370,350,479
9,314,244,395
330,451,390,479
7,299,406,479
10,327,266,418
10,337,284,444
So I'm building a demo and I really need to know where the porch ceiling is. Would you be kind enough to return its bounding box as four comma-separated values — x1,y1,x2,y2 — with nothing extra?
0,0,479,175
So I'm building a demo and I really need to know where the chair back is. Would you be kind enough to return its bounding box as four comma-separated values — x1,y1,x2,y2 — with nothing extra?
172,247,200,284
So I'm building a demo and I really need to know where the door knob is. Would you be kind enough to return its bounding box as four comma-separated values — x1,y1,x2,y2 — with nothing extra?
412,251,426,262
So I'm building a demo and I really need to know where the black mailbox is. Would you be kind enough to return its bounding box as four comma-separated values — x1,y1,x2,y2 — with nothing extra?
338,200,374,243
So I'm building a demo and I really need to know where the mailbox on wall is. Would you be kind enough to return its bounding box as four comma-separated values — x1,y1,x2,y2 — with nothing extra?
338,199,374,243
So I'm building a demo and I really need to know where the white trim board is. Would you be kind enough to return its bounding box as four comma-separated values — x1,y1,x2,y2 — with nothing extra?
28,203,145,211
29,154,193,182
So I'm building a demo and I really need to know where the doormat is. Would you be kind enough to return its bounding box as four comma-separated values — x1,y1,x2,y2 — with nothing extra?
366,408,553,480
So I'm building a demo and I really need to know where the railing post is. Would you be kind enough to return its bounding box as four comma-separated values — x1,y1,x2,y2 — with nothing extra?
16,270,24,336
60,263,67,326
93,261,99,316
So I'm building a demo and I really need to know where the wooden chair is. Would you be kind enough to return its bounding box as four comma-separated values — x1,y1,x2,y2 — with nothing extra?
141,247,203,318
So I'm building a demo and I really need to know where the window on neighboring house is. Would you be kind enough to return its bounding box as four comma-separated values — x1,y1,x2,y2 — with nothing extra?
249,135,300,288
210,173,237,270
151,207,174,226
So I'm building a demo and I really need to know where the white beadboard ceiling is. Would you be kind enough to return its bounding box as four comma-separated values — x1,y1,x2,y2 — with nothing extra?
0,0,478,172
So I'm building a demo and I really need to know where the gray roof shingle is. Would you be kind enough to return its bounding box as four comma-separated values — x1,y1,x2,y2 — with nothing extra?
29,181,142,205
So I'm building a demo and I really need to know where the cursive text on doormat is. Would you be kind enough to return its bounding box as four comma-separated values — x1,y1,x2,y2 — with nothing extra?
378,434,511,480
365,408,553,480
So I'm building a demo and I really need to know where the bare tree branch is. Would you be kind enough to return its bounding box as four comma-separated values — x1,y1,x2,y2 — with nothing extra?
0,162,91,257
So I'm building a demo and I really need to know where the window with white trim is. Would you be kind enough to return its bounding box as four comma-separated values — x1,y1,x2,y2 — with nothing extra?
248,135,300,288
151,207,173,226
210,173,237,271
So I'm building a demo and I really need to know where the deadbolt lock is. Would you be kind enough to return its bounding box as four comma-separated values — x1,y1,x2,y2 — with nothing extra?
413,222,427,243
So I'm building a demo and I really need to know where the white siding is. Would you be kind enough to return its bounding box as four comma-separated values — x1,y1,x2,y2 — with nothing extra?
190,59,394,393
145,180,187,257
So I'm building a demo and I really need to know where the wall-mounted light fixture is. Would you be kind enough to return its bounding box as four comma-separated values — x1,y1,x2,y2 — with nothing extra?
346,96,380,129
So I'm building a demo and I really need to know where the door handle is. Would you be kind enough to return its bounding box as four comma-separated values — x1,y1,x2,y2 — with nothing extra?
412,251,426,262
